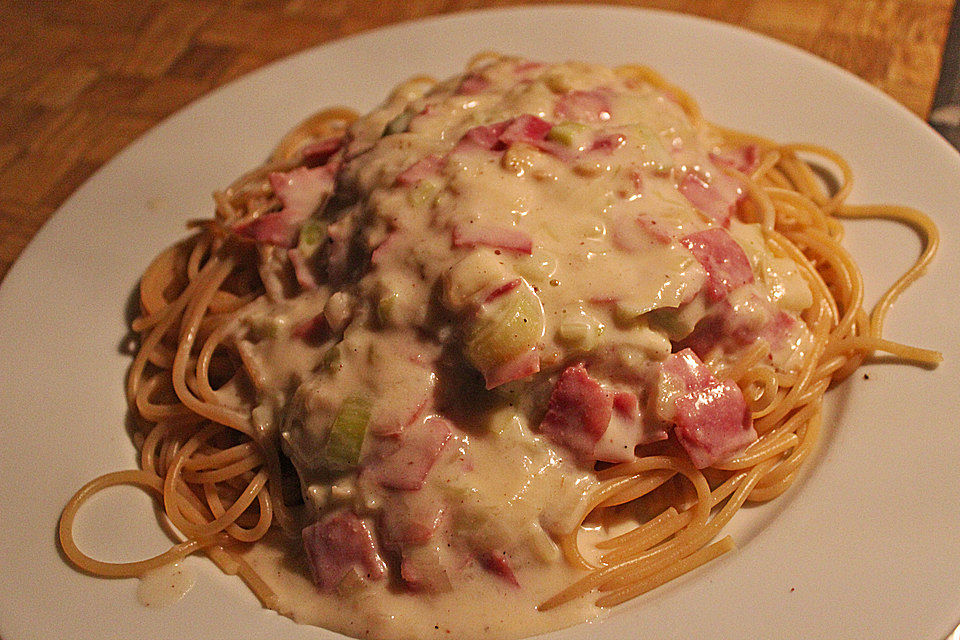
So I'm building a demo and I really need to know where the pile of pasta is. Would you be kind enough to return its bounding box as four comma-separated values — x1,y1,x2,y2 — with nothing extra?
59,61,939,617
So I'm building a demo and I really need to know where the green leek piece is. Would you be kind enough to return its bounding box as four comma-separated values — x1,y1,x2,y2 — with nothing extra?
406,179,439,207
467,279,544,371
514,251,557,285
557,319,604,350
246,314,284,339
383,110,413,136
444,249,510,310
631,126,672,173
501,143,537,174
544,71,575,94
321,344,342,370
645,307,694,340
557,303,604,351
298,218,327,258
546,122,590,147
615,297,657,324
376,291,400,326
440,478,476,503
322,395,371,470
336,566,368,596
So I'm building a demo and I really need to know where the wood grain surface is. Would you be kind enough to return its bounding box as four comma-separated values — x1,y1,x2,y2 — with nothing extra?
0,0,954,284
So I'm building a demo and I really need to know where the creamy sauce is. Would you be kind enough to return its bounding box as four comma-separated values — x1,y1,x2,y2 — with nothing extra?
243,532,602,640
136,562,196,608
231,55,816,640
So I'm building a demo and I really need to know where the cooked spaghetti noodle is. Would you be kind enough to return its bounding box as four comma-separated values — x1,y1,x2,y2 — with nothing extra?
59,54,939,639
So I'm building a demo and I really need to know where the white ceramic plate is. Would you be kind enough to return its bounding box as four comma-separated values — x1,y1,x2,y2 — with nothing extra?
1,6,958,640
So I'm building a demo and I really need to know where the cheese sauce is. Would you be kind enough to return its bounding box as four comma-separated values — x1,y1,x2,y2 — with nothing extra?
136,562,196,608
233,55,815,639
242,533,600,640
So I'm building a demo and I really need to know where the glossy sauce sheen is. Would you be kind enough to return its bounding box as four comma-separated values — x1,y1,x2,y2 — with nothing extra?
136,562,196,608
236,57,815,639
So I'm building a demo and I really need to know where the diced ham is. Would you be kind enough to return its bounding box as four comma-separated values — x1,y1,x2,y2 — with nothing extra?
680,228,754,302
287,247,318,290
301,136,344,166
711,145,760,175
366,415,452,490
502,115,571,160
291,312,328,342
498,114,553,145
759,309,798,351
395,154,443,185
681,294,796,360
612,391,637,415
678,169,742,226
478,551,520,587
234,165,334,247
677,314,724,360
451,115,574,162
514,60,546,75
370,232,397,266
554,89,612,123
452,223,533,254
657,349,756,468
456,73,490,95
301,511,386,591
271,166,334,220
590,133,626,154
481,348,540,389
234,210,300,247
539,364,612,460
454,115,555,154
457,121,510,152
483,278,521,303
674,379,755,468
662,347,721,391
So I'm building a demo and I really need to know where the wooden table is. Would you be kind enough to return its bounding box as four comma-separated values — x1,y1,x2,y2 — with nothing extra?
0,0,954,284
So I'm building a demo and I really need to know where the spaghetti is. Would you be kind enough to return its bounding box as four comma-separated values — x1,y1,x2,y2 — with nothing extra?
59,54,939,639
